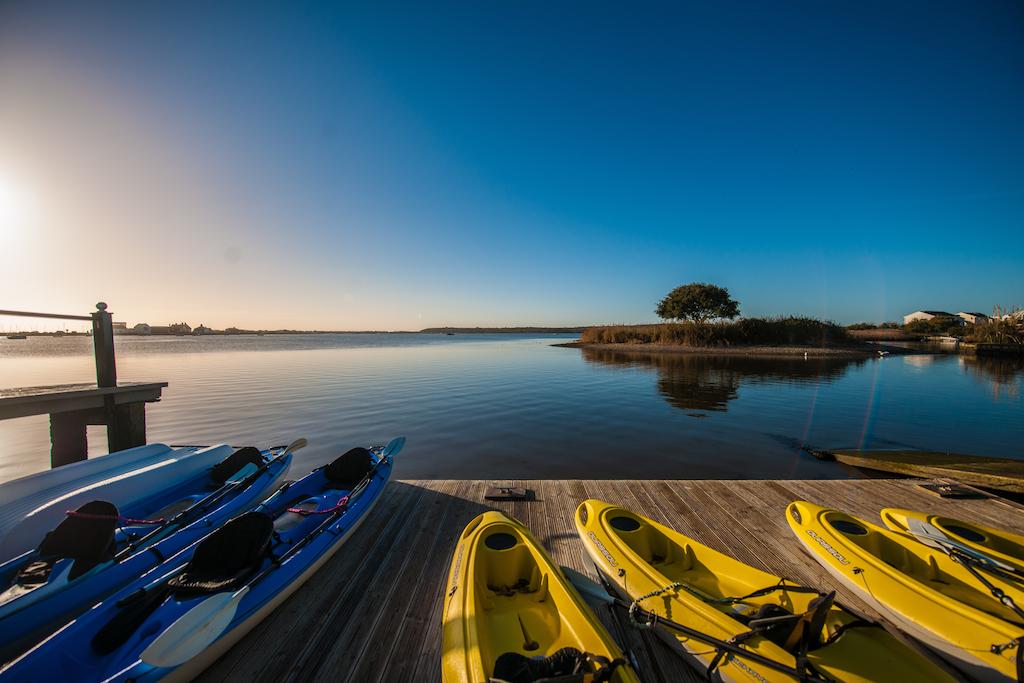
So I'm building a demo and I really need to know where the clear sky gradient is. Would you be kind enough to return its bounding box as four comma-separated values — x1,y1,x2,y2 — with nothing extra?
1,2,1022,330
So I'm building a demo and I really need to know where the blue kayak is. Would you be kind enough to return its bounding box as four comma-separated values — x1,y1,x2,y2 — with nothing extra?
2,444,238,562
0,438,401,682
0,442,296,663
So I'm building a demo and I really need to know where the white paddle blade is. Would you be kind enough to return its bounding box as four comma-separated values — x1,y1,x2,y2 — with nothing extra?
283,438,308,456
904,518,949,549
561,566,615,605
140,587,249,668
382,436,406,458
905,518,1016,572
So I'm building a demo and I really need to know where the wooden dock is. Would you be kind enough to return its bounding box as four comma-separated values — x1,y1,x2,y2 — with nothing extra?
196,478,1024,683
0,382,167,467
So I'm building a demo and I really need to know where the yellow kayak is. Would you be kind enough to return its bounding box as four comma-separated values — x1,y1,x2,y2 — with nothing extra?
441,510,640,683
576,499,952,683
788,500,1024,682
881,507,1024,572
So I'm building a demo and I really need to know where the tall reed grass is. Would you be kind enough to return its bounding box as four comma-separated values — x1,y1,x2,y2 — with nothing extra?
580,317,855,347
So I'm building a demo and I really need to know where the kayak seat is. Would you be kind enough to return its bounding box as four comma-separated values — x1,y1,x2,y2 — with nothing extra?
491,647,622,683
210,446,264,485
168,511,274,597
24,500,118,583
742,603,803,650
741,592,835,653
325,447,373,488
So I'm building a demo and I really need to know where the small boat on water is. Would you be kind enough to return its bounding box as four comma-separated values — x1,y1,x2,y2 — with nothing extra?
0,438,403,682
4,335,26,340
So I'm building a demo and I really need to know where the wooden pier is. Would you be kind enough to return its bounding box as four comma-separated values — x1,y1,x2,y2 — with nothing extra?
0,303,165,466
197,478,1024,683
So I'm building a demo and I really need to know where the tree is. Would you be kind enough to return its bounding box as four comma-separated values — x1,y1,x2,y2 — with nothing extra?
656,283,740,324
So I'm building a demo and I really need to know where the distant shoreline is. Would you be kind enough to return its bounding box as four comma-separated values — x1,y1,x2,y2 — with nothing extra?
554,342,902,357
3,328,585,337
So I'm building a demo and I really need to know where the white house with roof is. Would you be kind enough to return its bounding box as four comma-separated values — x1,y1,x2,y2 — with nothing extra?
957,311,990,325
903,310,956,325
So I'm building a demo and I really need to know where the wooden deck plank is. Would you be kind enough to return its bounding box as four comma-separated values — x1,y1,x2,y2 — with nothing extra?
393,480,488,683
200,480,425,682
193,478,1024,683
341,480,466,683
324,480,461,683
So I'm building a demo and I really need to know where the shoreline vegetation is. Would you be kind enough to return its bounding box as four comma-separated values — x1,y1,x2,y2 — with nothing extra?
555,342,883,357
562,317,894,357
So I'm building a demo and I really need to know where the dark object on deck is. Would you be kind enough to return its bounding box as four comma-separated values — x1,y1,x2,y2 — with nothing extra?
830,449,1024,494
485,487,535,501
919,482,989,499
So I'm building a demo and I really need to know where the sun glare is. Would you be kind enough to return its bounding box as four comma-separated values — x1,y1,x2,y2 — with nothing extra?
0,170,38,250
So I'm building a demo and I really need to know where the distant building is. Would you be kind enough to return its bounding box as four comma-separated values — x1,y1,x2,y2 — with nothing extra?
957,311,990,325
112,322,129,335
168,322,192,335
193,324,212,335
903,310,955,325
133,323,152,335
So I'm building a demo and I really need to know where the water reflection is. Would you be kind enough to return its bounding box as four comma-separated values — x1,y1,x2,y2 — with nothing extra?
961,355,1024,399
581,348,867,414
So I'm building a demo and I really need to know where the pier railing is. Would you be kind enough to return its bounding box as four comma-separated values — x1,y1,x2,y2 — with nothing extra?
0,302,117,387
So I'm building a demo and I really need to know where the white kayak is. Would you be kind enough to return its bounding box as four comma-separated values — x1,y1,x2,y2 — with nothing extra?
0,444,234,562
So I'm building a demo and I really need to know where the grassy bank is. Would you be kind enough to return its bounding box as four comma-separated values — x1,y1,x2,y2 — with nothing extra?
578,317,856,348
847,328,916,341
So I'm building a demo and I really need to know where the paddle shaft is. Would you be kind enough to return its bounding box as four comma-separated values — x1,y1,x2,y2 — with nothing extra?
565,567,834,683
906,521,1024,620
114,445,295,561
234,450,391,595
612,597,833,683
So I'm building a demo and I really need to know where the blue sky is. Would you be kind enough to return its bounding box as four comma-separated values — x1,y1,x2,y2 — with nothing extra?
1,1,1022,328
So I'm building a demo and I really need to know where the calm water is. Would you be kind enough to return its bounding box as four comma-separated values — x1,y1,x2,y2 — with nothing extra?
1,334,1021,482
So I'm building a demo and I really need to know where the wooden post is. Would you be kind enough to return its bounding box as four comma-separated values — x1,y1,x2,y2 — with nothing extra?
108,402,147,452
91,302,117,388
50,411,88,467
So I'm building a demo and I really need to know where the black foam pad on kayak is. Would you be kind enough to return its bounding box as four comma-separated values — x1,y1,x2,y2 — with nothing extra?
168,511,273,596
324,447,373,488
210,446,264,485
492,648,591,682
33,500,118,581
